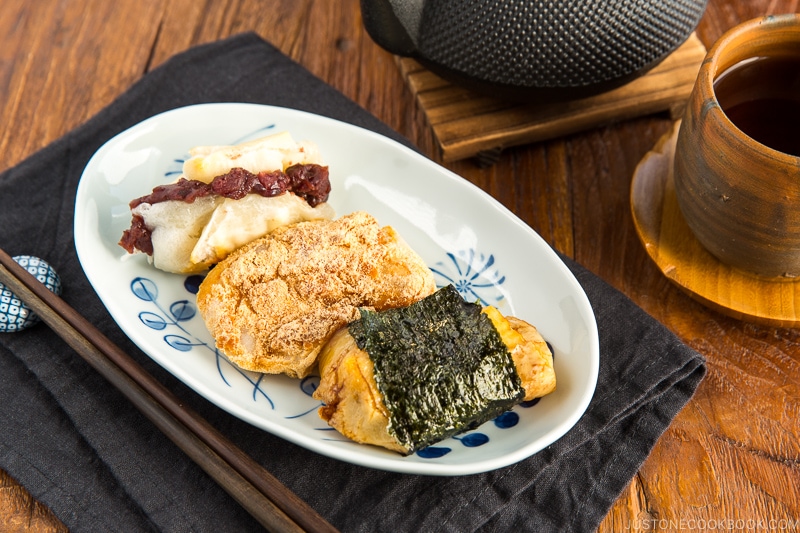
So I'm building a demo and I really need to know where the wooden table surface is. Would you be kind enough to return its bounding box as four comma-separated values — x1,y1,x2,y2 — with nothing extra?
2,1,799,531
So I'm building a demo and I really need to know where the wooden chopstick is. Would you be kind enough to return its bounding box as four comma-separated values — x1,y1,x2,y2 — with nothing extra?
0,248,338,533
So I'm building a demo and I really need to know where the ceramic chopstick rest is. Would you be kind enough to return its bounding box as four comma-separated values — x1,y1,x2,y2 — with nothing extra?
0,255,62,332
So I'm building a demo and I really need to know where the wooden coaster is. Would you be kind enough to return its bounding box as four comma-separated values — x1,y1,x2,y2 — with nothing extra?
398,33,707,163
631,121,800,328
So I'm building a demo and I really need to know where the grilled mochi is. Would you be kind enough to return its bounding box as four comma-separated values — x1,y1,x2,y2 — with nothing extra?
313,285,556,454
196,211,436,378
119,131,333,274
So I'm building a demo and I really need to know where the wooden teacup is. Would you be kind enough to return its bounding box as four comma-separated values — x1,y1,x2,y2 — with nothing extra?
674,14,800,279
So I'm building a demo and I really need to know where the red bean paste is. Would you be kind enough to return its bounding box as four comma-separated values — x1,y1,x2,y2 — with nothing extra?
119,164,330,255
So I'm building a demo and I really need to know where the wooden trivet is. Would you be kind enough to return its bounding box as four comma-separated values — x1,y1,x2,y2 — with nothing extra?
398,33,707,163
631,121,800,328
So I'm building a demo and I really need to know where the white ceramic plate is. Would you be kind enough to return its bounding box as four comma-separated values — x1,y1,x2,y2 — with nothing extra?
74,103,599,476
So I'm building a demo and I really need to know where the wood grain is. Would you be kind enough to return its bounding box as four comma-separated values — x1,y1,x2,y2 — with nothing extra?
1,1,800,532
0,470,67,533
398,33,707,162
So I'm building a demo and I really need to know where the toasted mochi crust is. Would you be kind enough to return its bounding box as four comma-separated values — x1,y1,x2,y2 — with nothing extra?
189,194,335,268
196,211,436,378
183,131,321,183
505,316,556,401
313,313,556,454
133,194,333,274
315,328,405,453
132,196,222,274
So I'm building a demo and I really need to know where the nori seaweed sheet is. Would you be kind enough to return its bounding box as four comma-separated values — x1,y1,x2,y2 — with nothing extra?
348,285,525,453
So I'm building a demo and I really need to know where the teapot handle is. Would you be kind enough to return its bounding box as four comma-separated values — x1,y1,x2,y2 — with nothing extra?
360,0,419,56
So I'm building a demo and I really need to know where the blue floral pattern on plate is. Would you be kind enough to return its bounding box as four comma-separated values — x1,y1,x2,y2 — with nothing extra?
130,276,275,408
128,246,546,459
140,122,535,458
431,249,506,306
75,103,599,476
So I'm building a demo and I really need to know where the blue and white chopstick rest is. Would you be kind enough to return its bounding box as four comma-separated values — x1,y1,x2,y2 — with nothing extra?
0,255,62,332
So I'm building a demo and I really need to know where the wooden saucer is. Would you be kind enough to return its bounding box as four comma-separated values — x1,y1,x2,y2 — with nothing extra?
630,121,800,328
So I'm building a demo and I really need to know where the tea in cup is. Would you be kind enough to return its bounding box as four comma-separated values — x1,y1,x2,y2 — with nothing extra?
673,14,800,278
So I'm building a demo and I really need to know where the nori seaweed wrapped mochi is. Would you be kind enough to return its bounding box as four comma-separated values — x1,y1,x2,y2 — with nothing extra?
348,285,525,452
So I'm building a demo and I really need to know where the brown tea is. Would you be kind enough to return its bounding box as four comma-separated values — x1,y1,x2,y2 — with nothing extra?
713,55,800,157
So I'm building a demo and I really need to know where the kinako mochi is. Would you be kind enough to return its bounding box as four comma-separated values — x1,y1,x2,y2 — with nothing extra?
314,285,557,454
118,129,557,454
196,211,437,379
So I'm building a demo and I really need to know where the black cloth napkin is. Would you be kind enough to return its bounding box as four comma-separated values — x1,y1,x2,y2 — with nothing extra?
0,33,705,533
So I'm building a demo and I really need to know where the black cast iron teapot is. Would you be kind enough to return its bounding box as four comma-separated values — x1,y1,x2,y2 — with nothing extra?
361,0,708,102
